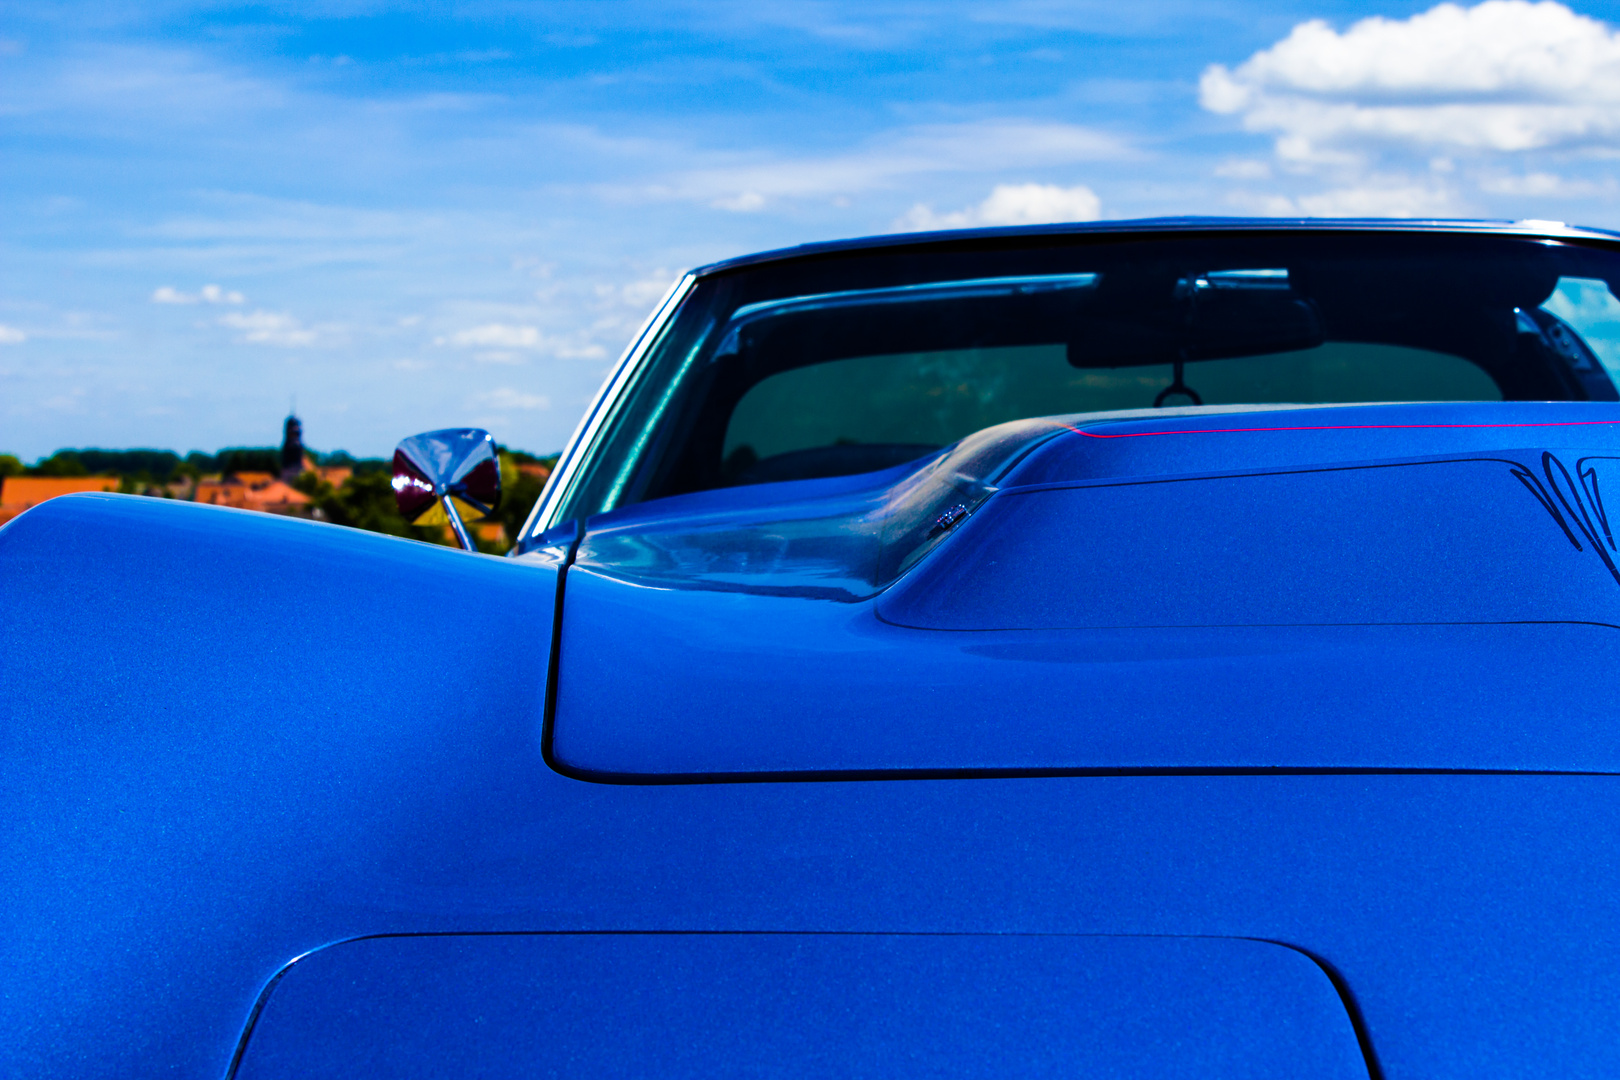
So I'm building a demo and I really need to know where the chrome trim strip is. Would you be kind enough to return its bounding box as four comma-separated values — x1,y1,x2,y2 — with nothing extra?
519,272,697,544
599,319,715,512
723,273,1100,326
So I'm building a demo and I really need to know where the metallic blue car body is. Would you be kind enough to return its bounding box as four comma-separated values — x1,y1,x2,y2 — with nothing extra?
7,220,1620,1078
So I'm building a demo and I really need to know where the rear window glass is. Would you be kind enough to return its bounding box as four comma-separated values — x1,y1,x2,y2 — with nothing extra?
722,342,1498,480
548,232,1620,526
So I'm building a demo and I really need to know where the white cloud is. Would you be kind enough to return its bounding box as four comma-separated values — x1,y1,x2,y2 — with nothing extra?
1215,159,1272,180
594,271,677,311
445,323,543,348
437,322,607,360
1292,182,1458,216
199,284,243,304
661,120,1128,209
1221,177,1464,216
1201,2,1620,159
42,387,87,412
0,325,26,345
472,387,551,410
896,183,1102,231
152,283,245,304
712,191,766,212
1477,170,1617,195
1225,192,1306,216
218,310,317,346
510,257,554,278
5,43,294,141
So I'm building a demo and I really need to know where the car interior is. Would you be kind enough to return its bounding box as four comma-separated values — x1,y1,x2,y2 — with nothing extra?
558,233,1620,519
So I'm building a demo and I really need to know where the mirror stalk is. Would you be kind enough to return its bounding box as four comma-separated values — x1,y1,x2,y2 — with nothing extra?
442,495,476,551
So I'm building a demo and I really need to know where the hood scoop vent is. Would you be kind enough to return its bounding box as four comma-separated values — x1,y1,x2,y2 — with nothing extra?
878,453,1620,630
552,447,1620,781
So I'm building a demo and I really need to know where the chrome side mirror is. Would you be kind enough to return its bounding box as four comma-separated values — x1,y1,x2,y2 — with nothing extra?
392,428,502,551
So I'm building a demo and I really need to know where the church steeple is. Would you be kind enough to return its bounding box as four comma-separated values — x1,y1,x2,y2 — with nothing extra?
280,414,305,481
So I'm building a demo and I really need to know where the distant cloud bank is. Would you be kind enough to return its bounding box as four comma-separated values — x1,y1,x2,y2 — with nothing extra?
218,310,317,347
436,323,608,362
1202,1,1620,160
1202,0,1620,216
152,284,245,304
472,387,551,411
896,183,1102,231
678,120,1127,214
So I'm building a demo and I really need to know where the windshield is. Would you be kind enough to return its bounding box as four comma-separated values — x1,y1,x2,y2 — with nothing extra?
550,230,1620,524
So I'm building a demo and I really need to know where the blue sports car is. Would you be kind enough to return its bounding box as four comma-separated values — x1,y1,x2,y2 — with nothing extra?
9,218,1620,1078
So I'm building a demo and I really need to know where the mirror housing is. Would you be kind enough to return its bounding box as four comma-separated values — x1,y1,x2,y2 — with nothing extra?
1178,271,1323,360
392,428,502,551
1068,269,1323,369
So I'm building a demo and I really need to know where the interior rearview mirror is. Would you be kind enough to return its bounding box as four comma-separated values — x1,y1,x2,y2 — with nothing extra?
1177,271,1323,360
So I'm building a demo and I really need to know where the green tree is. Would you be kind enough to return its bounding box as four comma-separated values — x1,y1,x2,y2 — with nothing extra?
0,455,22,478
500,446,552,466
288,452,559,553
495,463,548,546
349,458,392,477
117,472,158,495
47,449,181,481
215,448,280,475
31,452,89,477
298,470,449,545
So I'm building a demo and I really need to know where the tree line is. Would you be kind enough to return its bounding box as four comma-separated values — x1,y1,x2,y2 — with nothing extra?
0,446,558,555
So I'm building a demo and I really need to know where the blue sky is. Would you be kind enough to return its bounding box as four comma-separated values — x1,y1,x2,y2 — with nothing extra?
8,0,1620,459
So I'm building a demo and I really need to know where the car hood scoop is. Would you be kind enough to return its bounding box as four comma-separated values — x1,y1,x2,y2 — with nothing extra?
551,404,1620,781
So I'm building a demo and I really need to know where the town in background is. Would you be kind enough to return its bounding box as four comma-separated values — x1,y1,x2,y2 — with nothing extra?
0,416,556,555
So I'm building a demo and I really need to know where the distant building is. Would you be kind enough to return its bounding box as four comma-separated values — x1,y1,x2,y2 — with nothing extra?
195,473,311,514
516,461,553,482
280,415,305,481
1,414,523,546
0,476,122,525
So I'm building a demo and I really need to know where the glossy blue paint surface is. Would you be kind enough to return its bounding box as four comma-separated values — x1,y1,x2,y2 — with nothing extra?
235,934,1367,1079
553,402,1620,779
556,575,1620,776
9,405,1620,1079
1006,401,1620,485
0,495,561,1078
881,458,1615,628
